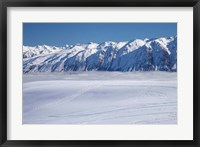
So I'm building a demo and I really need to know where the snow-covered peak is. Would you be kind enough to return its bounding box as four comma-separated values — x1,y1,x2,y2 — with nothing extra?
116,41,128,49
23,45,62,58
128,39,146,48
117,39,146,56
147,37,176,54
23,36,177,73
99,41,117,47
86,42,99,49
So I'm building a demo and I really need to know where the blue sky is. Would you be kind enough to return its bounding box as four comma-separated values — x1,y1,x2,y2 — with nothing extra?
23,23,177,46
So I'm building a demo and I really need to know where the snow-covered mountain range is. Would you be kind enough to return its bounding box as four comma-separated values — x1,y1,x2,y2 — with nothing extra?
23,36,177,73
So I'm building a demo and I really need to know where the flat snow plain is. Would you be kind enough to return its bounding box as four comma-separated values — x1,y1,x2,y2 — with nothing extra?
23,71,177,124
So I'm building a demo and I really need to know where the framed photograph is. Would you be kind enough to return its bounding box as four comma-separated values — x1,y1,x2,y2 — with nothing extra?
0,0,199,146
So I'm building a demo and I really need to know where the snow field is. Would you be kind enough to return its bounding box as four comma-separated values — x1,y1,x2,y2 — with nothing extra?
23,71,177,124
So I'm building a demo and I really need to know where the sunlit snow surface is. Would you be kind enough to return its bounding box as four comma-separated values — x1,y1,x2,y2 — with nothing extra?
23,72,177,124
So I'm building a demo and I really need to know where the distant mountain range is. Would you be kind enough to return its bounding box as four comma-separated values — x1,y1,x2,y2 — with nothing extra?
23,36,177,73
